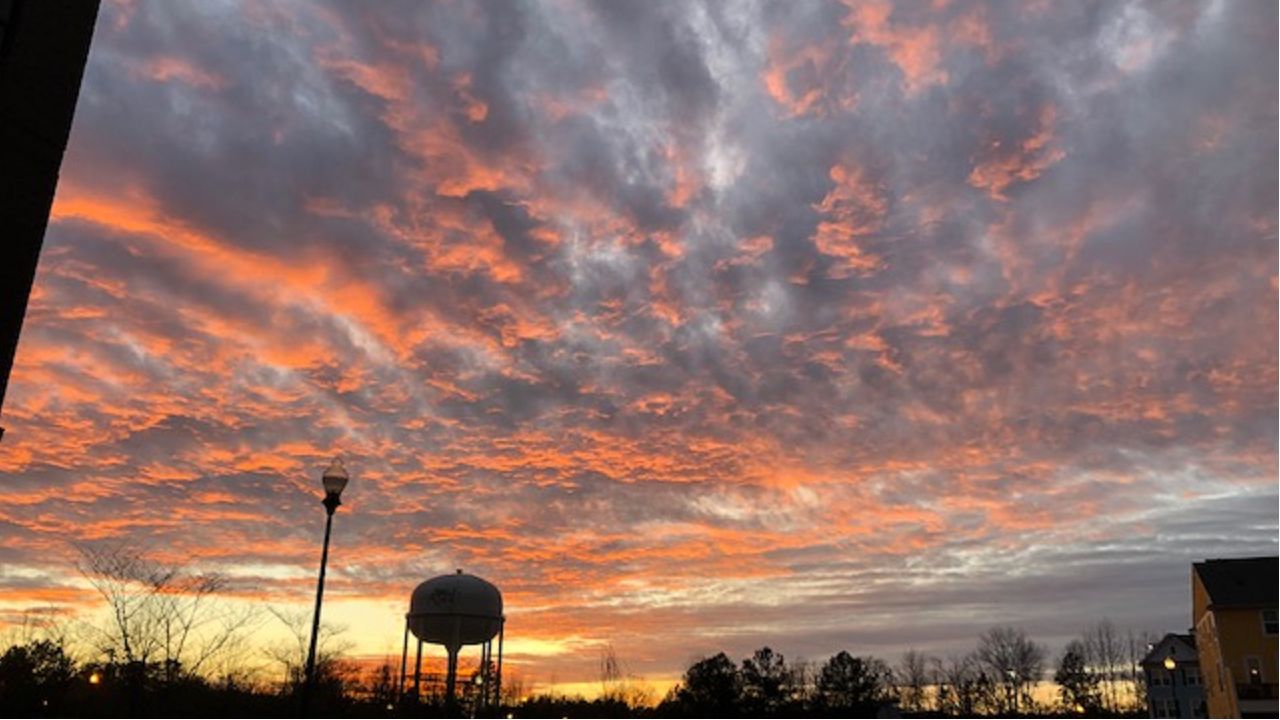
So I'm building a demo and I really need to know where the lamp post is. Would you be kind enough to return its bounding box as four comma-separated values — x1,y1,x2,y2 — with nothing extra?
1005,668,1018,714
1164,654,1180,717
302,457,349,716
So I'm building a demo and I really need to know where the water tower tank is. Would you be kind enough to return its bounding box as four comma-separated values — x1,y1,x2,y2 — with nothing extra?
407,570,503,651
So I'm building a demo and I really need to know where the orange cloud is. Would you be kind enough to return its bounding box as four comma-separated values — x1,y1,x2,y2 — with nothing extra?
811,163,886,278
134,56,228,89
968,103,1065,201
842,0,947,94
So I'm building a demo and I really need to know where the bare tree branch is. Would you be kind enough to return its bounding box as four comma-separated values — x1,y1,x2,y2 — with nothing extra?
73,542,260,682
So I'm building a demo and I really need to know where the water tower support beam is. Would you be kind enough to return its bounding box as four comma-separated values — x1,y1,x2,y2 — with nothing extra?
398,620,409,702
445,648,459,708
494,620,505,709
413,638,423,701
478,640,488,711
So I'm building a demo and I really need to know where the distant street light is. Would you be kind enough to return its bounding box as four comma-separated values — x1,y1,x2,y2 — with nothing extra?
302,457,350,716
1005,668,1018,713
88,671,101,685
1164,654,1177,670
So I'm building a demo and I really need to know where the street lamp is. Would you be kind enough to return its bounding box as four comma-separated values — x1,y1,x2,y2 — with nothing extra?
1164,653,1182,717
302,457,349,715
1005,668,1018,713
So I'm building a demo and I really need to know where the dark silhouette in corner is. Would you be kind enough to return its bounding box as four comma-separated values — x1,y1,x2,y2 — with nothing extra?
0,0,100,440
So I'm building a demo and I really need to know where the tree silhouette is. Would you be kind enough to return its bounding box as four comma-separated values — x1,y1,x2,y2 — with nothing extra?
811,651,894,716
1055,640,1102,714
599,644,655,709
896,648,932,712
364,661,398,711
75,543,260,683
671,652,740,716
739,646,797,716
262,605,353,705
933,653,990,717
1082,620,1126,712
974,626,1046,714
0,639,76,715
1073,620,1155,714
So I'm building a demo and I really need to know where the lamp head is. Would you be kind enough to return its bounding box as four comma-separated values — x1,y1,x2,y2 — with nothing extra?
321,458,349,513
1163,655,1176,670
322,457,349,495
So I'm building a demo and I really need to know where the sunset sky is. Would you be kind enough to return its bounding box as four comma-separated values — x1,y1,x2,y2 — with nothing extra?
0,0,1276,692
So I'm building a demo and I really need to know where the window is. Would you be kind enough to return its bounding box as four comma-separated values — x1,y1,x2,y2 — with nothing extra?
1185,666,1200,686
1156,698,1179,718
1264,609,1278,635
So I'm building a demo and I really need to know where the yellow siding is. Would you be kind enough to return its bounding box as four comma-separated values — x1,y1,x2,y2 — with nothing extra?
1193,569,1279,718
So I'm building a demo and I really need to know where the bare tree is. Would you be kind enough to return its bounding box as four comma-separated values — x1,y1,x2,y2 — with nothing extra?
598,644,655,709
1,608,74,655
896,648,933,712
362,659,399,708
262,605,352,693
599,644,625,702
500,671,526,707
791,658,817,708
974,626,1047,715
1082,620,1127,712
75,543,260,681
932,653,986,717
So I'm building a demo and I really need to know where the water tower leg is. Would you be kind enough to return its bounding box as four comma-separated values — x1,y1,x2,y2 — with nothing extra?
445,647,459,710
494,621,504,710
480,640,491,711
398,622,409,702
476,641,485,712
413,638,423,702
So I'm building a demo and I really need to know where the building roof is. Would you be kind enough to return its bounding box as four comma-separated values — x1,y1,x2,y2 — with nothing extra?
1141,633,1197,666
1193,556,1279,608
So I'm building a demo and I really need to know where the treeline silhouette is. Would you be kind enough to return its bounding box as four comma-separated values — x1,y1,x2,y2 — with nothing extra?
0,636,395,717
1,629,1153,718
645,625,1149,718
0,546,1155,717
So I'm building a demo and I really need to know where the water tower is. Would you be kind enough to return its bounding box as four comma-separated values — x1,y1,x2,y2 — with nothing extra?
398,570,505,710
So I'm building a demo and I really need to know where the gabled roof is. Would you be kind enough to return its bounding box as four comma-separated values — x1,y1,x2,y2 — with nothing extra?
1193,556,1279,608
1141,633,1196,666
